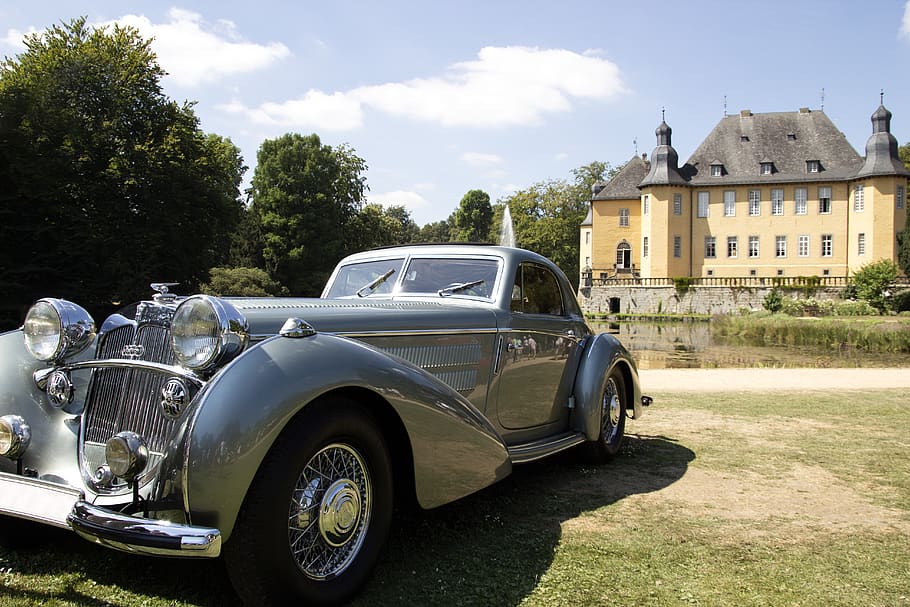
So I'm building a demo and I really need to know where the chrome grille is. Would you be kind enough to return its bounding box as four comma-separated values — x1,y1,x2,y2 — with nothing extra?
83,322,179,456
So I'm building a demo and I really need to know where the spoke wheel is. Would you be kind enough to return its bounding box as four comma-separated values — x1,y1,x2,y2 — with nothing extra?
225,398,392,606
581,368,627,463
290,443,372,580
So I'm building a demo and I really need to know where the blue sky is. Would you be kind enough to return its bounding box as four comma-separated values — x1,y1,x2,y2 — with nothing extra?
2,1,909,226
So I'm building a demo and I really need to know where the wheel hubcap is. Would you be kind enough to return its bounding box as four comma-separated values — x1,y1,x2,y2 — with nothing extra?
319,479,362,547
288,443,372,580
602,378,621,439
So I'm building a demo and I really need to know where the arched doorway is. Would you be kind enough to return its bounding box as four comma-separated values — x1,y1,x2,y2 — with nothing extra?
615,241,632,273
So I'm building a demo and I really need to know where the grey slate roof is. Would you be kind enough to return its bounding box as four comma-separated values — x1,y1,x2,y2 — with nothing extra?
857,105,910,178
593,154,650,200
682,109,864,185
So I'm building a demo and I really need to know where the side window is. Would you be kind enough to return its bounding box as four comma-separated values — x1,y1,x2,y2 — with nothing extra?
511,263,564,316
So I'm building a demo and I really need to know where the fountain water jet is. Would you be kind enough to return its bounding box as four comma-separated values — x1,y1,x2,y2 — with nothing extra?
499,205,515,248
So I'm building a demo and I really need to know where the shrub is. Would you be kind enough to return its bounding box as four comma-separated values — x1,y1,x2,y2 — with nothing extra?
763,289,783,313
851,259,900,313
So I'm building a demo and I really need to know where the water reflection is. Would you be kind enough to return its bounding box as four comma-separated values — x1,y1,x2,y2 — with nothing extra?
592,321,910,369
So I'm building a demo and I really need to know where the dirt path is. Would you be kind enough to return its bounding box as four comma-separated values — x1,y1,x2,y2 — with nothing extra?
639,367,910,393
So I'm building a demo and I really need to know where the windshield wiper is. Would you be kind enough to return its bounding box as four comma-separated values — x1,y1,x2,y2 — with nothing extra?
356,268,396,297
438,280,484,297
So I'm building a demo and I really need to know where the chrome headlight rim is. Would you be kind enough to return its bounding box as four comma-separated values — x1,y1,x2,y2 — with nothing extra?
23,298,97,363
0,415,31,460
170,295,249,373
105,431,149,481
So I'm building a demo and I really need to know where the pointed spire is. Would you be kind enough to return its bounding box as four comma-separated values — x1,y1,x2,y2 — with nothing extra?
857,99,908,178
640,109,687,187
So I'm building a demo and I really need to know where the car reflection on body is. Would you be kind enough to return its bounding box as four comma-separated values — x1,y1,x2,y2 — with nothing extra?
0,244,650,605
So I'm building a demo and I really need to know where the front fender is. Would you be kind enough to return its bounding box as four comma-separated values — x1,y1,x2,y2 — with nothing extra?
572,333,643,441
182,333,511,539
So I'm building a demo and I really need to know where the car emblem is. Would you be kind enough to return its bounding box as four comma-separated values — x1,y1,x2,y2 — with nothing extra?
160,378,189,418
121,344,145,360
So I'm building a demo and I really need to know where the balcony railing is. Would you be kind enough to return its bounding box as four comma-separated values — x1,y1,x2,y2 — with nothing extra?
581,271,910,289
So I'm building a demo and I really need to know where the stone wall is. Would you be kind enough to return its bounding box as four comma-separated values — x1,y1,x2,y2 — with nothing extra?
578,284,846,316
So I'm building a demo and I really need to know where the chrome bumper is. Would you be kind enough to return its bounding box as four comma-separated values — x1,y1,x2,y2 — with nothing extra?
0,472,221,558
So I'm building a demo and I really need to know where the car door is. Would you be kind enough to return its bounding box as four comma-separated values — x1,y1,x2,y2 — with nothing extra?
496,262,585,431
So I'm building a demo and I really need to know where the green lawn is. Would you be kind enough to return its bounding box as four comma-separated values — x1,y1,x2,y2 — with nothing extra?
2,388,909,606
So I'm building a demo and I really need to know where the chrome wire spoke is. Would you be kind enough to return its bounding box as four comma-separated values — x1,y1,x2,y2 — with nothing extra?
287,442,372,580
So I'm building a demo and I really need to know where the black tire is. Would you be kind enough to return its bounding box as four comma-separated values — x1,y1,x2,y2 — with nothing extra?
224,397,393,607
581,369,627,463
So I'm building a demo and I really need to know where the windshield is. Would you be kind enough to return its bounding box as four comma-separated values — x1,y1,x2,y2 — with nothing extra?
398,258,499,299
323,258,406,298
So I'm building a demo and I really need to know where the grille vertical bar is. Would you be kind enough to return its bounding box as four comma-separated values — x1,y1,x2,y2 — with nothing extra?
83,323,179,455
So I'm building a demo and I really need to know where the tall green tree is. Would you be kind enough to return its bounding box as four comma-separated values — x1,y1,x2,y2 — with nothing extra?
348,203,419,250
0,18,245,327
416,215,454,243
454,189,493,242
250,134,367,295
496,161,614,286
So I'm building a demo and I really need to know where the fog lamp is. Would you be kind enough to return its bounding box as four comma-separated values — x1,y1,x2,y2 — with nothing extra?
45,369,75,408
105,431,149,481
0,415,31,460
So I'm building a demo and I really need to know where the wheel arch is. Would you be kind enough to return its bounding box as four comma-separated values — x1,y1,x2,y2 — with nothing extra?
571,333,643,441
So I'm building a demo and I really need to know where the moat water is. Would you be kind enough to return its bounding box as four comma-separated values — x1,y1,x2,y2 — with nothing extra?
592,321,910,369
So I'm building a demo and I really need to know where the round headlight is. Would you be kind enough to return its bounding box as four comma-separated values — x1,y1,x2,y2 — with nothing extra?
170,296,248,372
0,415,31,460
23,298,96,362
105,431,148,481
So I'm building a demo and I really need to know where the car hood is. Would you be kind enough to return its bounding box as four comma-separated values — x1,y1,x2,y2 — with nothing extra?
225,297,500,337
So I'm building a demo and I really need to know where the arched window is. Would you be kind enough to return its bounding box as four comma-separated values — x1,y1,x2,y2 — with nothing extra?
615,242,632,270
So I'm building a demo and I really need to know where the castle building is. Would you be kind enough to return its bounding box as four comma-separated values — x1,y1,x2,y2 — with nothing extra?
581,103,909,285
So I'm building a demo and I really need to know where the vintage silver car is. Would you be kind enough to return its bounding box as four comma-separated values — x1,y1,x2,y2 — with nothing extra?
0,244,649,605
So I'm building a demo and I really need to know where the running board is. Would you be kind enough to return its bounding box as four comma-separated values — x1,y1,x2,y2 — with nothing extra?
507,432,587,464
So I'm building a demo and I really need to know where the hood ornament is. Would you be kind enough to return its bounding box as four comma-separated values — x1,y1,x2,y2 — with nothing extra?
151,282,180,304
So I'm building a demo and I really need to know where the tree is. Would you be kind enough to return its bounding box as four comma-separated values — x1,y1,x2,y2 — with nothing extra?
852,259,900,313
0,18,245,328
496,161,614,286
200,267,288,297
250,134,367,295
454,189,493,242
898,143,910,277
347,203,419,250
416,215,454,243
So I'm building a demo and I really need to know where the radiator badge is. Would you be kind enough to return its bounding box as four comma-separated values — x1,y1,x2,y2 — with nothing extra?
121,344,145,360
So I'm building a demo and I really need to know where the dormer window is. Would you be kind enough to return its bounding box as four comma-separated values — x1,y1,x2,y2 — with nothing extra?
710,163,724,177
806,160,820,173
760,162,773,175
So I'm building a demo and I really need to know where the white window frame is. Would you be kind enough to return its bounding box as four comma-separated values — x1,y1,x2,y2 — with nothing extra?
749,190,761,216
673,193,682,216
643,236,649,257
771,189,784,216
711,164,723,177
727,236,738,258
705,236,716,258
619,208,630,227
723,190,736,216
898,185,905,210
819,186,832,214
748,235,760,258
854,185,864,212
673,235,682,258
775,235,787,258
807,160,820,173
798,234,810,257
642,195,650,215
821,234,833,257
697,191,710,218
795,187,808,215
760,162,773,175
858,232,866,256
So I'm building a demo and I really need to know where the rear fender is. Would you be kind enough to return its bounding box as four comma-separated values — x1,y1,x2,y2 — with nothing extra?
571,333,642,440
182,332,511,540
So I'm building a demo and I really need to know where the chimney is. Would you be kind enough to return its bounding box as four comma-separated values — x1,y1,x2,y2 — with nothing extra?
740,109,752,117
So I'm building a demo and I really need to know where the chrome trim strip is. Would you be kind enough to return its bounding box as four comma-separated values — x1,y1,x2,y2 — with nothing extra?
507,432,587,464
68,501,221,558
335,327,500,339
34,359,205,390
0,473,83,529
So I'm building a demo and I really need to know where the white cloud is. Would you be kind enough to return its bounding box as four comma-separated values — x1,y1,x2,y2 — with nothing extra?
1,28,35,52
901,1,910,39
110,8,290,86
218,90,363,130
462,152,504,167
368,190,430,217
352,46,625,127
225,45,626,131
554,152,569,161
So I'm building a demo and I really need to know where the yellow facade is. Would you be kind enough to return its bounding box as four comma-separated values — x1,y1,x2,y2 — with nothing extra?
585,107,909,281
